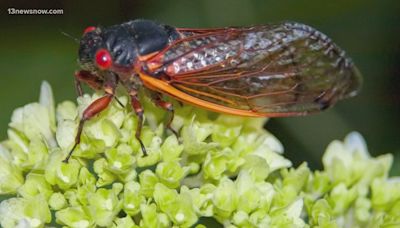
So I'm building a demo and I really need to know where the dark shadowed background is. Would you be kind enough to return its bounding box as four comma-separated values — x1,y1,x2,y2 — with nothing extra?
0,0,399,174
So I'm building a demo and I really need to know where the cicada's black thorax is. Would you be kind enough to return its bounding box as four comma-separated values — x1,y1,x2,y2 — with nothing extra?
78,19,179,71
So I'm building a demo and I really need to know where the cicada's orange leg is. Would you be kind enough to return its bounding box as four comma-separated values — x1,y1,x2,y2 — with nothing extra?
63,94,113,162
149,91,179,139
74,70,104,96
127,88,147,156
74,70,125,107
63,73,118,163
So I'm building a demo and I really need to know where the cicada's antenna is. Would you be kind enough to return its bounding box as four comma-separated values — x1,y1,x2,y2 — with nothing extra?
60,30,80,43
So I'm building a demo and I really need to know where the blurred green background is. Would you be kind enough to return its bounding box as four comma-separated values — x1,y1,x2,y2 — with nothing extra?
0,0,399,174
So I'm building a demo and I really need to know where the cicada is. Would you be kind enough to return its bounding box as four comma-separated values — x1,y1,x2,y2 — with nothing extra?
64,19,362,162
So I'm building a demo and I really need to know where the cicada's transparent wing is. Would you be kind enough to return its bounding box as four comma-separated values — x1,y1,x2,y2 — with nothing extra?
143,22,362,116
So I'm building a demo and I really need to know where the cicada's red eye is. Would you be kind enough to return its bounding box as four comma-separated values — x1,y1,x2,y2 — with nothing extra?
83,26,96,35
95,49,112,70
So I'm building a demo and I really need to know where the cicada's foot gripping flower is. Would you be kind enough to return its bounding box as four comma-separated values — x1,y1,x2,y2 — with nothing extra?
0,81,399,228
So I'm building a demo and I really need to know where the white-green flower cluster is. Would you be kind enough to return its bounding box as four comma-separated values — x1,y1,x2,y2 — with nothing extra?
0,82,399,227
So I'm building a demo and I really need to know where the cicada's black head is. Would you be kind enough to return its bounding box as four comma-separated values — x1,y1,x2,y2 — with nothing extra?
78,20,180,75
78,25,138,74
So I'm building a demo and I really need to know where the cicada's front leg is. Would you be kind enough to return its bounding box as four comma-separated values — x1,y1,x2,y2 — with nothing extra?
63,73,118,163
74,70,104,96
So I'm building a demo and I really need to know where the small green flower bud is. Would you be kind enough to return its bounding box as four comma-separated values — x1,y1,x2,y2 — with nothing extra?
156,161,187,188
212,177,238,220
49,192,67,210
111,215,138,228
139,169,159,198
0,146,24,194
123,181,145,216
0,195,51,228
161,135,184,161
18,173,53,199
55,206,92,228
